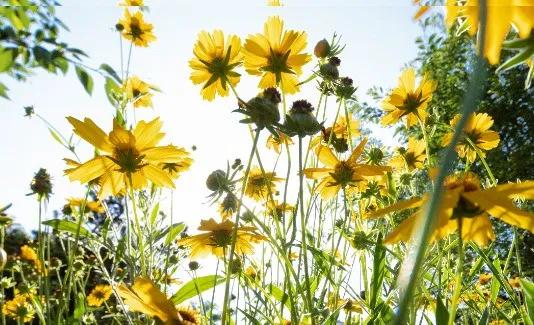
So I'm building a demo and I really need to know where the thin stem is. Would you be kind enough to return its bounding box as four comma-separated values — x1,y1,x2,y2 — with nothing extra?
448,219,464,325
417,114,432,167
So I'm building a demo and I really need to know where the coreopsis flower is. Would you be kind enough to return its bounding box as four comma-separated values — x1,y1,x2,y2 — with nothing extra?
117,277,201,324
446,0,534,65
243,16,311,94
2,296,35,323
332,114,360,141
120,0,143,5
442,112,500,163
67,198,105,214
266,131,294,154
189,30,242,101
87,284,113,307
381,68,437,127
123,76,153,108
245,167,283,201
413,0,430,20
118,10,155,47
508,276,522,289
368,172,534,246
267,0,282,5
303,138,391,199
479,273,492,285
178,218,266,258
389,138,426,171
265,199,294,219
19,245,45,274
65,117,191,197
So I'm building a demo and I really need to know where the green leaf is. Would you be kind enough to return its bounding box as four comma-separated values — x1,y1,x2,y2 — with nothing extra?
0,48,14,73
478,308,489,325
497,47,534,72
0,82,8,99
435,297,449,325
75,66,93,95
164,223,185,246
171,275,224,304
99,63,122,83
42,219,93,238
73,292,86,320
267,284,291,309
149,203,159,226
104,77,121,107
370,234,386,310
48,128,65,146
521,279,534,325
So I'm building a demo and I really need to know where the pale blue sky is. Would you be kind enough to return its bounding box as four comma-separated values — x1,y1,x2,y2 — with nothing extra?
1,2,426,231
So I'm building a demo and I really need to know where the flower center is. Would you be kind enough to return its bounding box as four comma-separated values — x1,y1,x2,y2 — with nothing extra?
113,145,144,173
399,92,423,113
129,20,143,38
212,230,232,247
331,161,355,187
264,50,290,80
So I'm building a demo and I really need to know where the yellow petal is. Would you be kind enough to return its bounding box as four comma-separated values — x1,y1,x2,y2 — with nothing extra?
348,137,368,164
67,117,113,152
315,145,339,168
66,157,115,184
303,167,333,179
368,197,424,219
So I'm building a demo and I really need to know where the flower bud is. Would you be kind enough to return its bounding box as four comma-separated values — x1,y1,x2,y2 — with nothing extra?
314,39,331,58
283,100,322,137
319,63,339,80
206,170,227,192
335,77,357,100
30,168,53,202
188,261,200,271
115,23,124,32
366,147,385,165
237,88,281,129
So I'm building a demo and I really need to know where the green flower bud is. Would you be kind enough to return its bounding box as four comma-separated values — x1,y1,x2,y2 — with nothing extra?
206,170,227,192
319,63,339,80
188,261,200,271
235,88,281,129
314,39,331,58
283,100,322,137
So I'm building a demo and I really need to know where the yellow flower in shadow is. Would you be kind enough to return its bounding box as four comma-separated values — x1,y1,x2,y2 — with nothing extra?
118,10,156,47
266,131,294,154
303,138,391,200
245,167,284,201
178,218,266,258
2,295,35,323
64,117,191,197
446,0,534,65
87,284,112,307
243,16,311,94
117,277,201,324
189,30,242,101
368,172,534,246
442,112,500,163
389,137,426,171
381,68,436,127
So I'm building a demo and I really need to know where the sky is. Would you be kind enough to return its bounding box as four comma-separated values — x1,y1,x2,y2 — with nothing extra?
0,1,424,233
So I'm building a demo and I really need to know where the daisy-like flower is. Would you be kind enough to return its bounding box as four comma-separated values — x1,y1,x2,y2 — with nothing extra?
245,167,283,201
267,0,282,6
87,284,113,307
118,277,201,324
19,245,45,274
189,30,242,101
508,276,522,289
67,198,105,214
311,115,361,154
389,137,426,171
479,273,492,285
266,131,294,154
243,16,311,94
446,0,534,65
2,296,35,323
120,0,143,5
381,68,437,127
303,138,391,200
218,194,237,220
178,218,266,258
123,76,154,108
442,112,500,163
64,117,191,197
118,10,155,47
265,199,294,220
368,172,534,246
332,114,360,141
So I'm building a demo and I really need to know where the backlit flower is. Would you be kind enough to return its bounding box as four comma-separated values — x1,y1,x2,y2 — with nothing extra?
446,0,534,65
266,131,294,154
120,0,143,5
381,68,436,127
123,76,154,108
368,172,534,246
332,114,360,141
389,137,426,171
218,194,237,220
178,218,266,258
118,10,155,47
245,167,283,201
303,138,391,199
2,296,35,323
189,30,242,101
65,117,191,197
265,199,294,220
243,16,311,94
442,113,500,163
87,284,113,307
67,198,105,214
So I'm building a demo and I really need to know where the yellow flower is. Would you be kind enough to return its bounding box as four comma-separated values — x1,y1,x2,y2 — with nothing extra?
267,0,282,6
189,30,242,101
266,131,294,154
67,198,105,214
265,199,294,219
218,194,237,220
65,117,191,197
303,138,391,200
2,296,35,323
413,0,430,20
178,218,266,258
20,245,38,263
332,114,360,141
123,76,154,108
118,10,155,47
368,172,534,246
87,284,113,307
120,0,143,5
479,273,492,285
442,113,500,163
508,276,521,288
326,293,363,314
381,68,437,127
117,277,201,324
245,167,284,201
389,138,426,171
243,16,311,94
446,0,534,65
244,265,260,280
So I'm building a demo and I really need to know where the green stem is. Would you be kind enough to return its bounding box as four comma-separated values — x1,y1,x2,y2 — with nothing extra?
127,180,146,275
221,128,261,324
448,219,465,325
417,114,432,167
